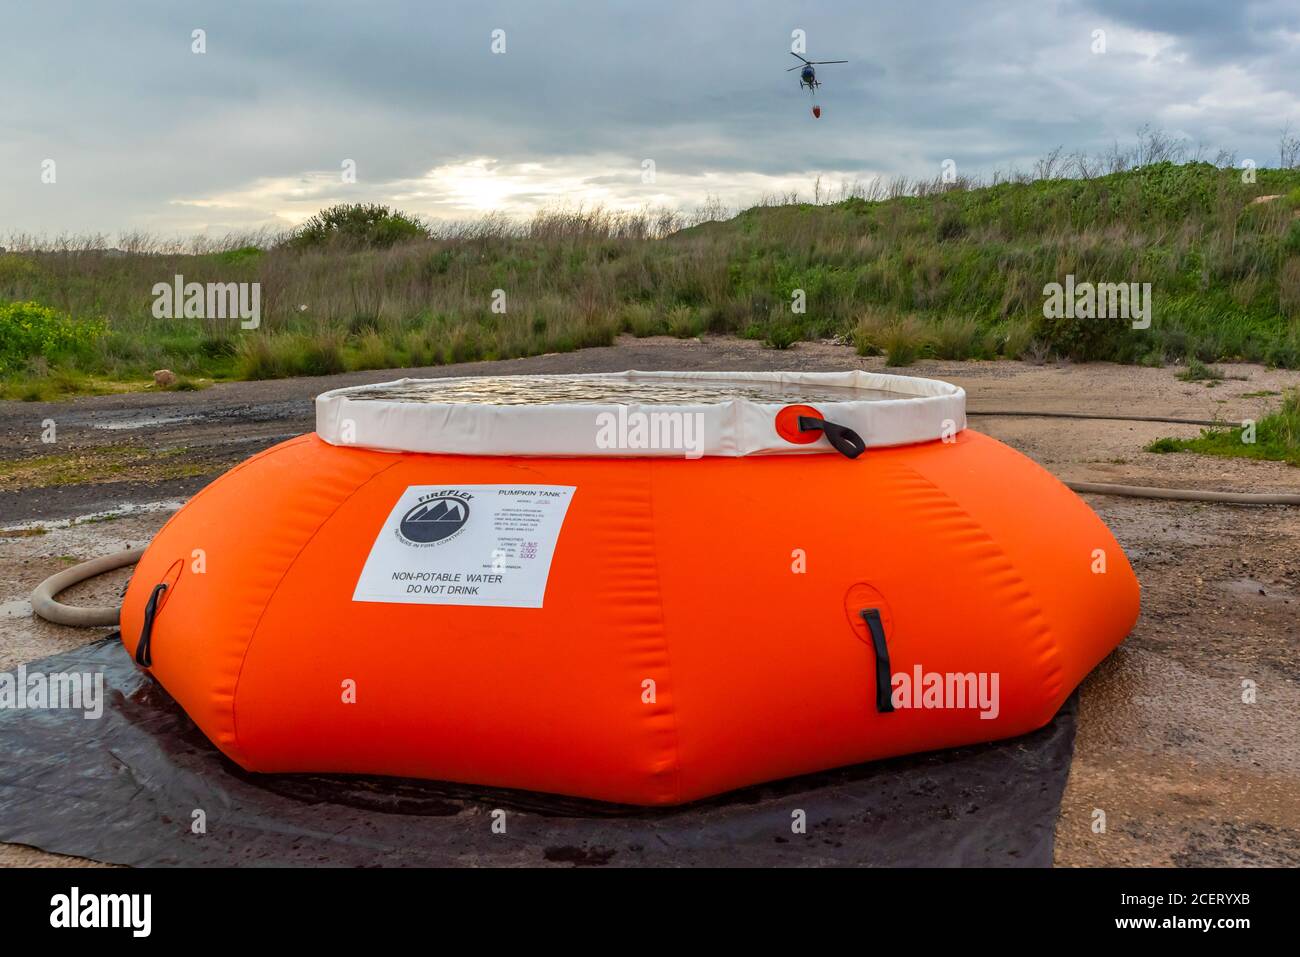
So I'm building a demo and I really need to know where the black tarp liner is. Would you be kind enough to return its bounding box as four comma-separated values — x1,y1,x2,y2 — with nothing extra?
0,638,1077,866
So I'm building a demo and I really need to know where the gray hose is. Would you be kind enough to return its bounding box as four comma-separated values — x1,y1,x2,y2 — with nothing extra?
29,547,144,627
1066,482,1300,505
969,410,1227,427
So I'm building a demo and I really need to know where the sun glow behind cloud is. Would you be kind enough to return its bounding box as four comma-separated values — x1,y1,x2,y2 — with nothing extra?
168,156,879,233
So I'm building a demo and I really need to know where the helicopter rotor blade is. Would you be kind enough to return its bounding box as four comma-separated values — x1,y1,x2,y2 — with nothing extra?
788,52,812,64
785,65,805,71
809,60,848,65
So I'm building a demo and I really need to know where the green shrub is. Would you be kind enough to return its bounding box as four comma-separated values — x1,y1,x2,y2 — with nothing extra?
158,375,202,392
198,334,237,358
297,333,348,376
0,301,105,374
1145,437,1181,454
214,246,263,265
401,330,438,367
9,374,85,402
1177,357,1224,382
347,313,382,337
0,254,41,286
882,317,930,366
350,331,400,371
933,316,981,359
1000,318,1036,359
620,302,663,337
1147,390,1300,465
935,209,967,242
1033,306,1132,362
441,324,485,365
853,309,894,356
1283,220,1300,257
1264,336,1300,369
855,312,930,366
283,204,430,250
234,332,345,379
667,305,704,338
763,322,800,350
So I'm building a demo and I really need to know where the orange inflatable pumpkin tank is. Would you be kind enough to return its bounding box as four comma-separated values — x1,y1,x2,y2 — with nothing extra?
120,371,1138,805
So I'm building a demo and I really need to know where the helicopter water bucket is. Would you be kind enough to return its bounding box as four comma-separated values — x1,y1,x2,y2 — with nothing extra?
812,105,821,118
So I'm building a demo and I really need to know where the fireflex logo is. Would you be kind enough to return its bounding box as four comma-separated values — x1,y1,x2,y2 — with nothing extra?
396,490,472,545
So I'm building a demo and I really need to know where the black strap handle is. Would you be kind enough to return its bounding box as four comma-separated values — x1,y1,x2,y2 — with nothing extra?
859,608,895,713
798,415,866,459
135,582,168,667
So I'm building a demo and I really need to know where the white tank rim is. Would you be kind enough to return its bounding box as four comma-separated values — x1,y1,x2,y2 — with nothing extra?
315,369,967,458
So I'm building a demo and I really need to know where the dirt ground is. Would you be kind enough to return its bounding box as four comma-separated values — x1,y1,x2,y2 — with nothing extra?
2,335,1297,867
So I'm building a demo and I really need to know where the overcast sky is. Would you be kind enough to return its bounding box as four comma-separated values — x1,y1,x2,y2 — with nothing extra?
3,0,1298,237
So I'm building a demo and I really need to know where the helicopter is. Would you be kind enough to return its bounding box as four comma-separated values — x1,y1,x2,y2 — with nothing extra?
787,51,847,118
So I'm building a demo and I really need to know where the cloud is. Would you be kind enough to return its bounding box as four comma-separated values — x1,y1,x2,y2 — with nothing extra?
1077,0,1299,60
2,0,1298,235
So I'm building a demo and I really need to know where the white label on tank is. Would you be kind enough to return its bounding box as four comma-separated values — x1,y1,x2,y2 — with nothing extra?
352,484,576,608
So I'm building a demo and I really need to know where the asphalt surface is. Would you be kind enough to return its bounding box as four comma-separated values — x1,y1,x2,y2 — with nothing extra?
2,335,1298,866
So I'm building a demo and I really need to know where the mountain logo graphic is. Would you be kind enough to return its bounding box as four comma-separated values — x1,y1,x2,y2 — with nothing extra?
398,496,470,544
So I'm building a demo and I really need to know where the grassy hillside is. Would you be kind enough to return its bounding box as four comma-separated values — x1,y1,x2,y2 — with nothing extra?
3,160,1300,398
